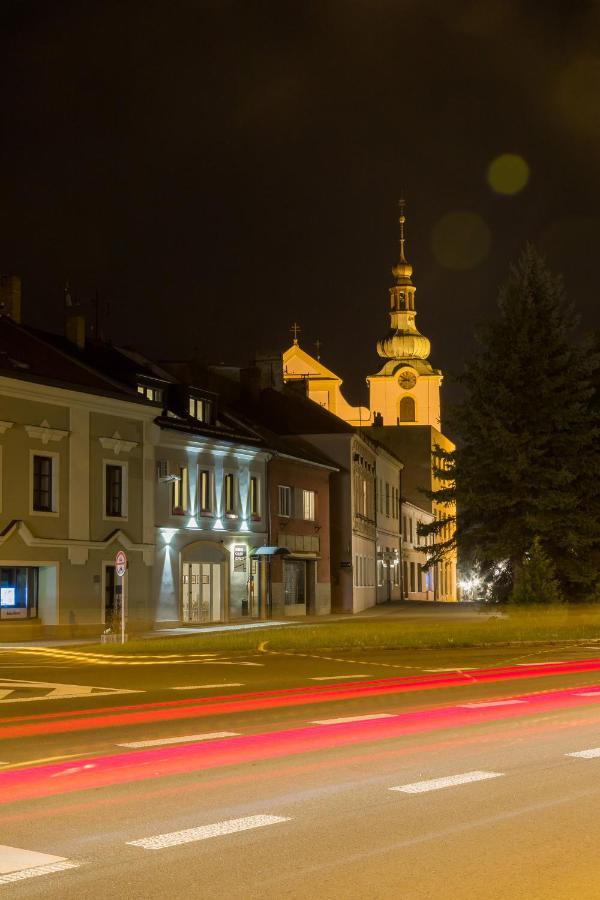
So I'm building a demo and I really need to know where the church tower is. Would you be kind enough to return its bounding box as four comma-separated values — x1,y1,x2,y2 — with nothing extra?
367,201,442,428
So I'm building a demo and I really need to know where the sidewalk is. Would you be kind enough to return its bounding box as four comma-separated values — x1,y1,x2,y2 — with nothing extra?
0,601,488,648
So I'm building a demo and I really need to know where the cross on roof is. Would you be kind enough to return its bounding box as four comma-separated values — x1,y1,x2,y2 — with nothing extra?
315,338,322,360
291,322,301,345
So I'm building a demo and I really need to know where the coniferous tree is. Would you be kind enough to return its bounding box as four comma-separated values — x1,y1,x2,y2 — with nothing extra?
421,246,600,599
510,537,563,604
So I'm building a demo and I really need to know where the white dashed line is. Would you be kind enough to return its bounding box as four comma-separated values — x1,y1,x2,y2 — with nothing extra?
574,691,600,698
458,699,527,709
516,662,566,667
171,683,244,690
310,675,373,681
118,732,239,749
424,667,478,673
390,771,504,794
311,713,396,725
127,815,291,849
566,748,600,759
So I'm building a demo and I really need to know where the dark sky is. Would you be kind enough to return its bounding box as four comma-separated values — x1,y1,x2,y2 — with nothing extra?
2,0,600,406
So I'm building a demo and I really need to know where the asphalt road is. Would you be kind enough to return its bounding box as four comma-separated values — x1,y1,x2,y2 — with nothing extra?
1,642,600,898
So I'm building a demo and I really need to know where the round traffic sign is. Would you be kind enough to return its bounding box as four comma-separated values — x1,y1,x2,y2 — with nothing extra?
115,550,127,577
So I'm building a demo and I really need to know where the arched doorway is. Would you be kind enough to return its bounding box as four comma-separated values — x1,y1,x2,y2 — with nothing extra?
181,541,228,624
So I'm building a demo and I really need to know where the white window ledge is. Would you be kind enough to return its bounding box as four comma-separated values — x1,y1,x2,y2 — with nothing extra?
99,431,138,455
25,420,68,444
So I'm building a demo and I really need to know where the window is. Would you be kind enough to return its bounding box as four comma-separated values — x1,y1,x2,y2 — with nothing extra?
302,489,315,521
410,562,417,593
409,517,414,543
199,470,211,513
278,485,292,517
224,473,236,515
105,463,125,517
137,384,163,403
250,476,260,517
172,465,188,515
189,396,212,424
385,482,390,517
33,455,54,512
399,396,416,422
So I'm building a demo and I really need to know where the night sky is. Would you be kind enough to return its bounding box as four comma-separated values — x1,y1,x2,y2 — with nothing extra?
2,0,599,406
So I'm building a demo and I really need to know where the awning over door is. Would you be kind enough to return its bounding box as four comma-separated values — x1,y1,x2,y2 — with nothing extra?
250,546,290,557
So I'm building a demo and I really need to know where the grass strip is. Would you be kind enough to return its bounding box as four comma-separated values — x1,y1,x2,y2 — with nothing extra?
80,609,600,656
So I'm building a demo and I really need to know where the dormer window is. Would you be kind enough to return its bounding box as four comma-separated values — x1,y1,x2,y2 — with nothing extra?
137,384,163,404
189,395,212,424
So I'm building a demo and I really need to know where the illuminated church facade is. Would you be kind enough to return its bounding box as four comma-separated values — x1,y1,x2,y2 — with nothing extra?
283,203,457,601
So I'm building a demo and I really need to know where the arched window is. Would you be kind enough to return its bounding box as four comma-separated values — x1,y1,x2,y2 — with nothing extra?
399,396,416,422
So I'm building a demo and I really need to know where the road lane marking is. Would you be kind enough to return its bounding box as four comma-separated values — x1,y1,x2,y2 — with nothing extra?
424,668,478,673
574,691,600,697
390,771,504,794
566,748,600,759
127,815,291,849
0,678,141,704
310,675,373,681
118,731,239,749
0,845,79,881
171,683,244,690
311,713,396,725
517,662,566,667
458,700,527,709
0,861,80,884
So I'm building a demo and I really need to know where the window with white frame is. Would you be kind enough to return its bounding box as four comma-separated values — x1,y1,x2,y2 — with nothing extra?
137,384,163,404
199,469,212,513
302,489,315,521
172,465,189,515
250,476,260,518
31,453,59,514
278,485,292,517
224,473,236,515
189,396,212,424
104,461,127,518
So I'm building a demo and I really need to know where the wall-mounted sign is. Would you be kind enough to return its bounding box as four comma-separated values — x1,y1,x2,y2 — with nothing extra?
0,587,15,607
234,545,247,572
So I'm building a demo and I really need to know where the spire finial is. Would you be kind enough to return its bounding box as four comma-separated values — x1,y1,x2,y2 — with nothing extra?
398,195,407,264
315,338,321,361
291,321,301,345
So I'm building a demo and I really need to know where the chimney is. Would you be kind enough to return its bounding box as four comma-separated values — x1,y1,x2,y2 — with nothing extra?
65,282,86,349
254,351,284,391
0,275,22,323
66,312,86,349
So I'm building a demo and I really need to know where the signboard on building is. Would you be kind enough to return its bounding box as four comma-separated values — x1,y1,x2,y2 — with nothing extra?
233,545,247,573
0,587,15,607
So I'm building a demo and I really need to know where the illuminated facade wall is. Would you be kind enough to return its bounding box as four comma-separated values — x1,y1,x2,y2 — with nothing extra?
153,430,269,625
0,376,156,635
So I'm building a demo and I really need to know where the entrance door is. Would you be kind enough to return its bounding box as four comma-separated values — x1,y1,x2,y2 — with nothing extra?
182,562,222,623
104,565,117,629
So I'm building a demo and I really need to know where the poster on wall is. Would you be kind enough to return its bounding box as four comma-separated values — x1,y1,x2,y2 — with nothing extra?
0,587,16,607
233,545,247,573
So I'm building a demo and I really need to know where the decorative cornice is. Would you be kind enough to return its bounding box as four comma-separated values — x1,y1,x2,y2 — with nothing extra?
0,519,154,566
0,421,14,434
24,419,69,444
99,431,138,455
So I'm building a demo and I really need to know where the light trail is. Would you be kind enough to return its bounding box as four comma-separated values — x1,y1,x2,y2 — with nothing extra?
2,683,600,805
2,657,600,741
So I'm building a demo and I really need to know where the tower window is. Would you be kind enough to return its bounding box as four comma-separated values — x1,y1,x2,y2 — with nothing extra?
399,396,416,422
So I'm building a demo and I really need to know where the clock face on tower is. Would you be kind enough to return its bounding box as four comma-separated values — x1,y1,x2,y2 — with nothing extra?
398,370,417,390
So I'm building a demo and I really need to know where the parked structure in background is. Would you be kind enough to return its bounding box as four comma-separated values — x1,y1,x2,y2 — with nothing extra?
283,202,457,600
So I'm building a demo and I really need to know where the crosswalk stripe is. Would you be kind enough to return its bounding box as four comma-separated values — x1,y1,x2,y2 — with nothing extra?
390,771,504,794
127,815,291,849
566,748,600,759
0,861,80,884
117,731,239,749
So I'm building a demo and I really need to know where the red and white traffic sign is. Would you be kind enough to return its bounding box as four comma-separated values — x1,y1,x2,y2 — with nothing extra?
115,550,127,577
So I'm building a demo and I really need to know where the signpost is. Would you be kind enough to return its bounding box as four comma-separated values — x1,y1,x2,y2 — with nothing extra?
115,550,127,644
